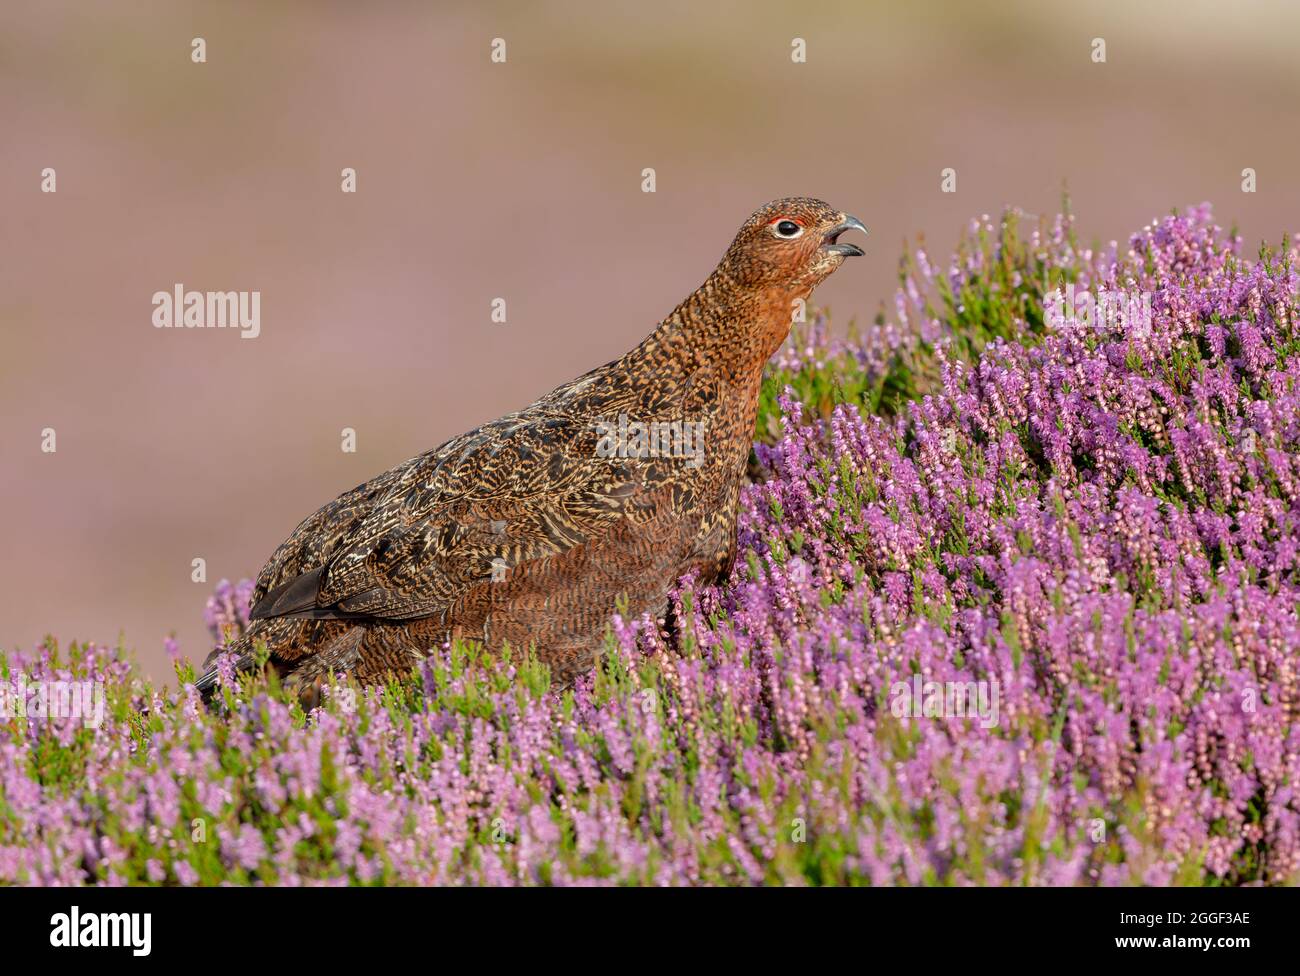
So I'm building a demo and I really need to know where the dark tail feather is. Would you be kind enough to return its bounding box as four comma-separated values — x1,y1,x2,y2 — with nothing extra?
250,566,326,620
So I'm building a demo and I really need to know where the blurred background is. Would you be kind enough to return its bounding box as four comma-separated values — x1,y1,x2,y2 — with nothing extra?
3,0,1298,680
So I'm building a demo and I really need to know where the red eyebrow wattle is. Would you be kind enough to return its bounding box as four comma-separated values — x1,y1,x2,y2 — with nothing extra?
769,216,803,226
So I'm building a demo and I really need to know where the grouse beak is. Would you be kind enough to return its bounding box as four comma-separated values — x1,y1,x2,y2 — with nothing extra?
823,215,868,257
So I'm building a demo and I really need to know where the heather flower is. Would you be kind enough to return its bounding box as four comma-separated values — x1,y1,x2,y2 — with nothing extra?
204,577,254,646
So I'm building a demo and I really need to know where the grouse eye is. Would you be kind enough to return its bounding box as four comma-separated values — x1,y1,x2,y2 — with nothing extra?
772,219,803,239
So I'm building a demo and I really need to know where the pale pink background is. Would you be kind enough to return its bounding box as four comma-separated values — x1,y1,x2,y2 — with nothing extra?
3,1,1298,680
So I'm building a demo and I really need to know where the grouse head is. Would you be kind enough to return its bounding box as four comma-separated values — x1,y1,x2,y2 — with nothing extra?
720,197,867,295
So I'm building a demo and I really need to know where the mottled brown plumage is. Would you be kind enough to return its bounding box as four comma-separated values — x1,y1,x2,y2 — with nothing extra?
198,198,865,697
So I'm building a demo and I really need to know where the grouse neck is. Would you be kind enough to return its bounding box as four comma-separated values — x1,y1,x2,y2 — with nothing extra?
632,269,797,380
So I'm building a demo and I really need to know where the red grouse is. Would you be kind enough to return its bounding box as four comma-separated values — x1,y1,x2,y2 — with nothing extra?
198,198,865,696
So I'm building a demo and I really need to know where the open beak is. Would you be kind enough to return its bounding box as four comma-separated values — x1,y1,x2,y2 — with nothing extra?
823,215,868,257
